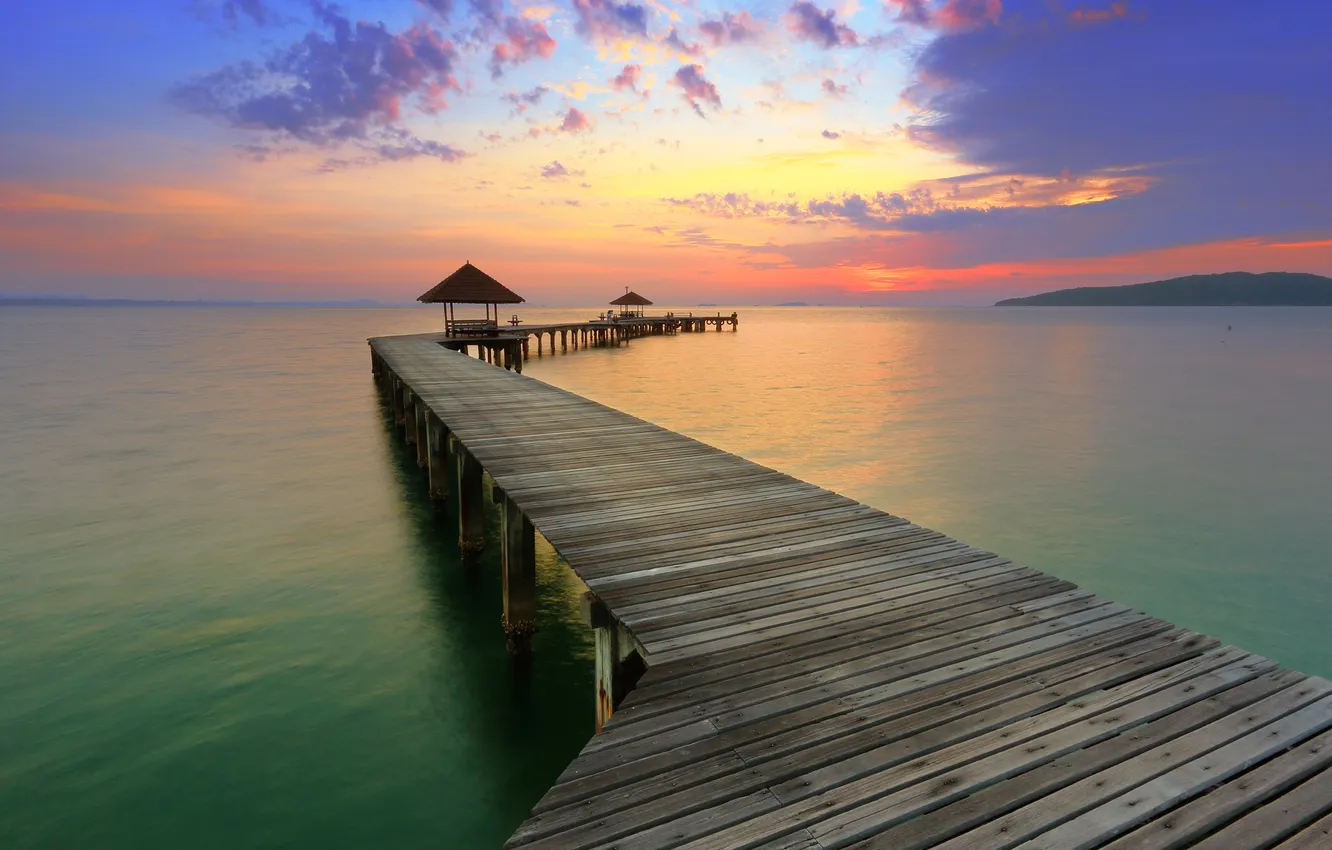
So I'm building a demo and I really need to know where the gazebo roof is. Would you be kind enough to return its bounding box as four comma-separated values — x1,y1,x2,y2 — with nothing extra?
418,263,525,304
610,290,653,306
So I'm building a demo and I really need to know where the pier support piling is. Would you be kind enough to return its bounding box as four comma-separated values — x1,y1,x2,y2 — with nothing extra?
414,399,429,467
426,412,449,501
403,389,419,447
582,593,646,732
501,495,537,656
456,443,485,553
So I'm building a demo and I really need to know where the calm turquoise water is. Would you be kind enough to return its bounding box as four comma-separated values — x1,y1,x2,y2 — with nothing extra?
2,304,1330,848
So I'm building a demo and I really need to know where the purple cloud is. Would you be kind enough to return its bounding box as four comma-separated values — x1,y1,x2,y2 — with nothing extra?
664,27,703,56
821,129,840,139
672,64,722,117
219,0,271,26
879,0,1332,263
821,78,849,98
488,17,556,79
173,5,462,164
699,11,764,45
786,2,858,48
572,0,649,41
502,85,548,113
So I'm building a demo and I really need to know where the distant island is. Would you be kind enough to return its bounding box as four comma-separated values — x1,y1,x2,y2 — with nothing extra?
995,272,1332,306
776,301,808,306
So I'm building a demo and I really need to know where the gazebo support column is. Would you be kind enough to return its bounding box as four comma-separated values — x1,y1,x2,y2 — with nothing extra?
427,412,449,501
457,443,485,553
501,494,537,657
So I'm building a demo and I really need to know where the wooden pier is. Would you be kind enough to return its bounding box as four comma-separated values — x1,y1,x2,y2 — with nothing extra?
369,334,1332,850
422,313,738,374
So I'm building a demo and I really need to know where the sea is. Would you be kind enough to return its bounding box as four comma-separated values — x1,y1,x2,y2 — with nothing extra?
2,304,1330,848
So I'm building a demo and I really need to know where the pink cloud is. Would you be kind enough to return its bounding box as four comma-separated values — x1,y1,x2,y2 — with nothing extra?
936,0,1002,29
488,18,557,79
672,64,722,117
612,63,643,93
560,106,594,132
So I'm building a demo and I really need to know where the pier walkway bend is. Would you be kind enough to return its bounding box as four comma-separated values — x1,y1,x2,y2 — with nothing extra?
369,334,1332,850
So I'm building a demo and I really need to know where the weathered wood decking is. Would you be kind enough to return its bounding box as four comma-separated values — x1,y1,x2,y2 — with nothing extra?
369,334,1332,850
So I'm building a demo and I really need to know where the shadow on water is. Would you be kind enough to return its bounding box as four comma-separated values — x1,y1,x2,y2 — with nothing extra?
371,394,595,844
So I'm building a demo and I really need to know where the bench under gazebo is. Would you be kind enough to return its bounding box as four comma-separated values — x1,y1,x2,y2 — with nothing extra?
418,262,525,336
610,288,652,319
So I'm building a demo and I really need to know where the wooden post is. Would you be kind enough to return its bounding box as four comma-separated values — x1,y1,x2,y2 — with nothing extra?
414,399,429,467
457,443,485,552
582,593,646,732
403,388,418,446
513,340,523,374
426,412,449,501
501,495,537,656
561,330,567,351
537,335,543,356
390,376,405,424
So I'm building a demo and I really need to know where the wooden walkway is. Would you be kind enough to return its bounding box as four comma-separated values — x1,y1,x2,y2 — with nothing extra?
369,335,1332,850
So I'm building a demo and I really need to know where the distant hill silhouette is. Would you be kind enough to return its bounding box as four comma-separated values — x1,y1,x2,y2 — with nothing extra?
995,272,1332,306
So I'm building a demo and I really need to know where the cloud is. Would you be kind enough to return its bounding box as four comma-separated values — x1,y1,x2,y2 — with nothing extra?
935,0,1002,30
664,27,703,56
173,5,463,165
877,0,1332,264
1069,1,1130,24
821,78,849,98
612,63,642,93
698,11,764,46
541,160,582,177
882,0,1001,29
560,106,594,132
488,17,556,79
663,189,949,228
884,0,931,25
572,0,649,41
219,0,272,26
786,3,858,48
373,129,469,163
821,129,841,139
502,85,548,113
672,64,722,117
416,0,454,18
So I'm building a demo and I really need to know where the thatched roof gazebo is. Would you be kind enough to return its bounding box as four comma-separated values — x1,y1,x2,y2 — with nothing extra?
418,262,525,336
610,288,653,318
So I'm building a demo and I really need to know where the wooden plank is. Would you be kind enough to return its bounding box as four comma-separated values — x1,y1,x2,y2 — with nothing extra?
1099,725,1332,850
917,673,1327,850
1008,690,1332,850
1275,809,1332,849
1185,762,1332,848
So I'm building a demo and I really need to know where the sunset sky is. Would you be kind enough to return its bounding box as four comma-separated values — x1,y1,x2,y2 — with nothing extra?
2,0,1330,304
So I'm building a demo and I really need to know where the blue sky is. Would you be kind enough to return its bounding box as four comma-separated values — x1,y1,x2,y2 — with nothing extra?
3,0,1330,303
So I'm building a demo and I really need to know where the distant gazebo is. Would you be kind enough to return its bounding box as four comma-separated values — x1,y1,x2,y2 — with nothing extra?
418,262,525,336
610,288,652,318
